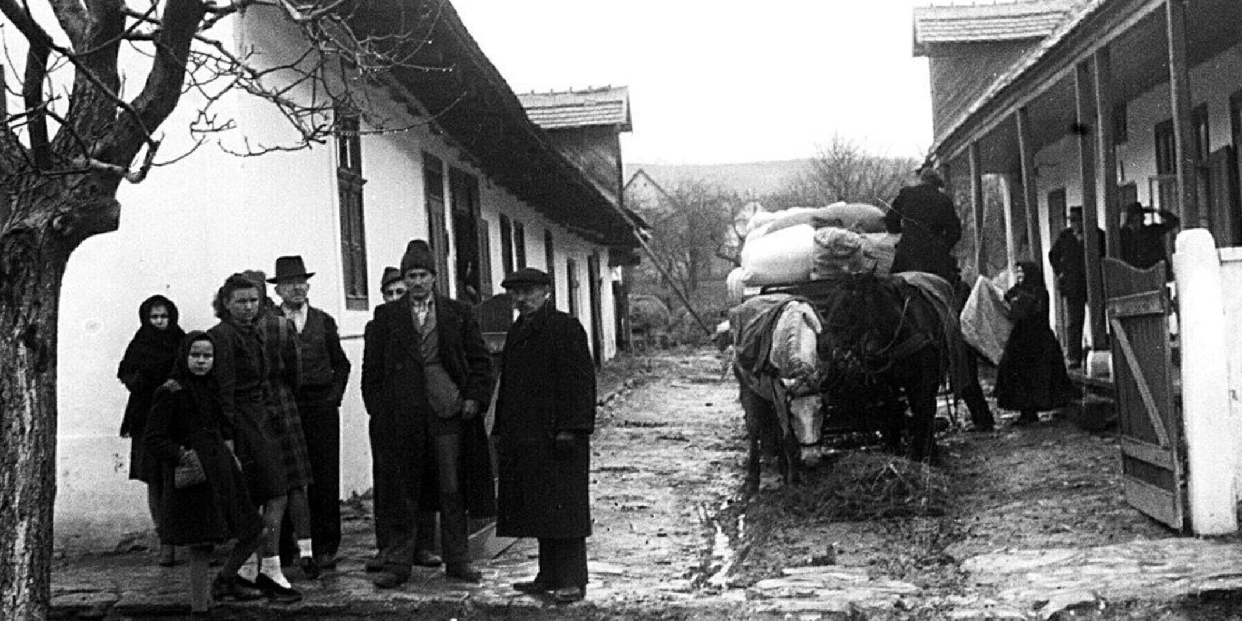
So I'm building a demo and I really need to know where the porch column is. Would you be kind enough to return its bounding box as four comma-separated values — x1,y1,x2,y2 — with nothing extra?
1075,61,1107,351
1093,47,1120,257
1016,107,1044,264
1166,0,1200,226
1001,175,1018,273
969,142,984,279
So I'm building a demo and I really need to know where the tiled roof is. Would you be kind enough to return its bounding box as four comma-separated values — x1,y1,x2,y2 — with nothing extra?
518,86,632,131
913,0,1077,49
932,0,1105,149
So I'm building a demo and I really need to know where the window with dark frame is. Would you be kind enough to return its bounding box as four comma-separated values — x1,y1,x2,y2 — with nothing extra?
544,229,556,308
423,152,450,297
336,109,369,310
499,214,515,277
1154,119,1179,214
1113,102,1128,145
513,221,527,269
1192,104,1210,162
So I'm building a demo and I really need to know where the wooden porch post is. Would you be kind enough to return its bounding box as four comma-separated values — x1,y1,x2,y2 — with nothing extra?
1016,107,1044,264
1166,0,1200,226
969,142,984,278
1076,61,1107,350
1094,47,1121,257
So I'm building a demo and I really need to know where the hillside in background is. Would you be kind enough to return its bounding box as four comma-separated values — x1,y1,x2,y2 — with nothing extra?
624,159,811,197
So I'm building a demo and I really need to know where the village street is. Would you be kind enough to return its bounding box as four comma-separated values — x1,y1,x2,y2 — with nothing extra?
51,351,1242,620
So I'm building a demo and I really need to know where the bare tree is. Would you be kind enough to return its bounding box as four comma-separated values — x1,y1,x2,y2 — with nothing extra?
763,134,919,210
630,177,741,294
0,1,445,615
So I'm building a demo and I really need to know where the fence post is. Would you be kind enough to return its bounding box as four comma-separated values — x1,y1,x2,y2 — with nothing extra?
1173,229,1237,535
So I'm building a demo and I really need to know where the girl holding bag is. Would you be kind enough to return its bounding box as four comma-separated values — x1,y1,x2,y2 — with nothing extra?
144,331,265,614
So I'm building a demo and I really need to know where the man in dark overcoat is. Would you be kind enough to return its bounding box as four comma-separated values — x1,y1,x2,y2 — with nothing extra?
270,256,351,574
361,240,494,588
494,267,596,604
886,168,995,431
1049,206,1104,368
885,167,962,282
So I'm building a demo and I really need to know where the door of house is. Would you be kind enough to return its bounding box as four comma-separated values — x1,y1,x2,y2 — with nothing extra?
450,169,484,303
1103,257,1184,530
1047,188,1069,345
586,252,604,367
1209,146,1241,246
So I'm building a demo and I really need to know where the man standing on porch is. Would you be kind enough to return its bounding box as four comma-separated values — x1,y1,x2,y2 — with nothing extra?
362,240,495,589
270,256,351,574
1049,206,1105,369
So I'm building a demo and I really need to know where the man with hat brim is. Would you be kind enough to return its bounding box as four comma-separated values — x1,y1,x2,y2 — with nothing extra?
1048,207,1105,369
885,167,962,283
362,240,495,588
270,255,352,574
494,267,595,604
1119,202,1180,273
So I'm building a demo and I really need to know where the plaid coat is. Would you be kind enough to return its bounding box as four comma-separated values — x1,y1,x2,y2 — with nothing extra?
258,313,313,489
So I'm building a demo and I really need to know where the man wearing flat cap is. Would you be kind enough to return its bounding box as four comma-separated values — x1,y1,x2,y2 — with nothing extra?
270,255,351,573
362,240,495,588
494,267,596,604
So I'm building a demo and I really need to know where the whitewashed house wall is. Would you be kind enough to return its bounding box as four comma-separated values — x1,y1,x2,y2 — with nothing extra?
48,8,630,551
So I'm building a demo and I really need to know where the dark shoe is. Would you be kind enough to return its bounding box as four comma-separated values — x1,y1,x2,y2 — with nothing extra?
413,550,443,567
512,580,551,594
1013,413,1040,427
364,555,386,573
255,573,302,603
157,545,177,567
552,586,585,604
445,564,482,583
315,553,338,571
211,575,263,602
372,570,410,589
299,556,321,579
969,423,995,433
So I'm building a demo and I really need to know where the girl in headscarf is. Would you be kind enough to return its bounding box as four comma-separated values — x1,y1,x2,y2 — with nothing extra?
117,294,185,566
143,331,265,613
994,261,1079,425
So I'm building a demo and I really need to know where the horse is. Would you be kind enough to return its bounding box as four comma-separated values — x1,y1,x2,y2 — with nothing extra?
814,271,969,464
729,294,826,489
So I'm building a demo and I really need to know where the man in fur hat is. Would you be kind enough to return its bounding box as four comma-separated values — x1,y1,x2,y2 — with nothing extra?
361,240,495,588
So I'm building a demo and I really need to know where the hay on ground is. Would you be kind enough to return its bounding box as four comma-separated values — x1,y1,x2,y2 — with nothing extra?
771,453,952,521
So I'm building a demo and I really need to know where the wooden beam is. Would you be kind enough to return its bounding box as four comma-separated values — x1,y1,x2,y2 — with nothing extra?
1016,107,1043,264
1075,61,1107,348
969,142,984,278
1166,0,1200,226
1094,47,1120,257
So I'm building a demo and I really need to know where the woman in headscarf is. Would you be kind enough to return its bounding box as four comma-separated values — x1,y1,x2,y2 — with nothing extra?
994,261,1079,425
117,294,185,566
143,331,264,613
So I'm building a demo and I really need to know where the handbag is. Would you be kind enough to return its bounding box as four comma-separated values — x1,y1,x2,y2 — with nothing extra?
174,449,207,489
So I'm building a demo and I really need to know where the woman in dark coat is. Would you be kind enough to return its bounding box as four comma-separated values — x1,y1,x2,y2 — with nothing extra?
994,261,1079,425
143,331,264,612
117,294,185,566
494,268,596,603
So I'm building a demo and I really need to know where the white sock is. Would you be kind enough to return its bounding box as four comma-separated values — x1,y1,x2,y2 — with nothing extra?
237,554,258,581
297,538,313,558
260,556,291,588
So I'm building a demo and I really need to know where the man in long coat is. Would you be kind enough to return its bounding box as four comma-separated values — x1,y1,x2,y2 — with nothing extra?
1049,206,1104,368
361,240,494,588
885,167,962,282
270,256,351,574
495,268,596,604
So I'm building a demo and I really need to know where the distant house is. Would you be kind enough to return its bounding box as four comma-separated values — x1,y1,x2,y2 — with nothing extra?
518,86,642,358
37,0,641,551
913,0,1242,366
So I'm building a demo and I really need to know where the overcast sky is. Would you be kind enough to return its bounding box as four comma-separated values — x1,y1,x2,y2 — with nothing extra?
452,0,933,165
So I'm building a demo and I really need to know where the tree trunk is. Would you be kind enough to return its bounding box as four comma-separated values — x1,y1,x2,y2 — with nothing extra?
1,178,120,619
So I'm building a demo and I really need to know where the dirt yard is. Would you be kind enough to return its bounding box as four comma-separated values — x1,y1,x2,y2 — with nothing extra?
597,350,1242,619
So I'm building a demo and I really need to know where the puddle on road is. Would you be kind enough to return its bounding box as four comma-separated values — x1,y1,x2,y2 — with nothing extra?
693,496,749,590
